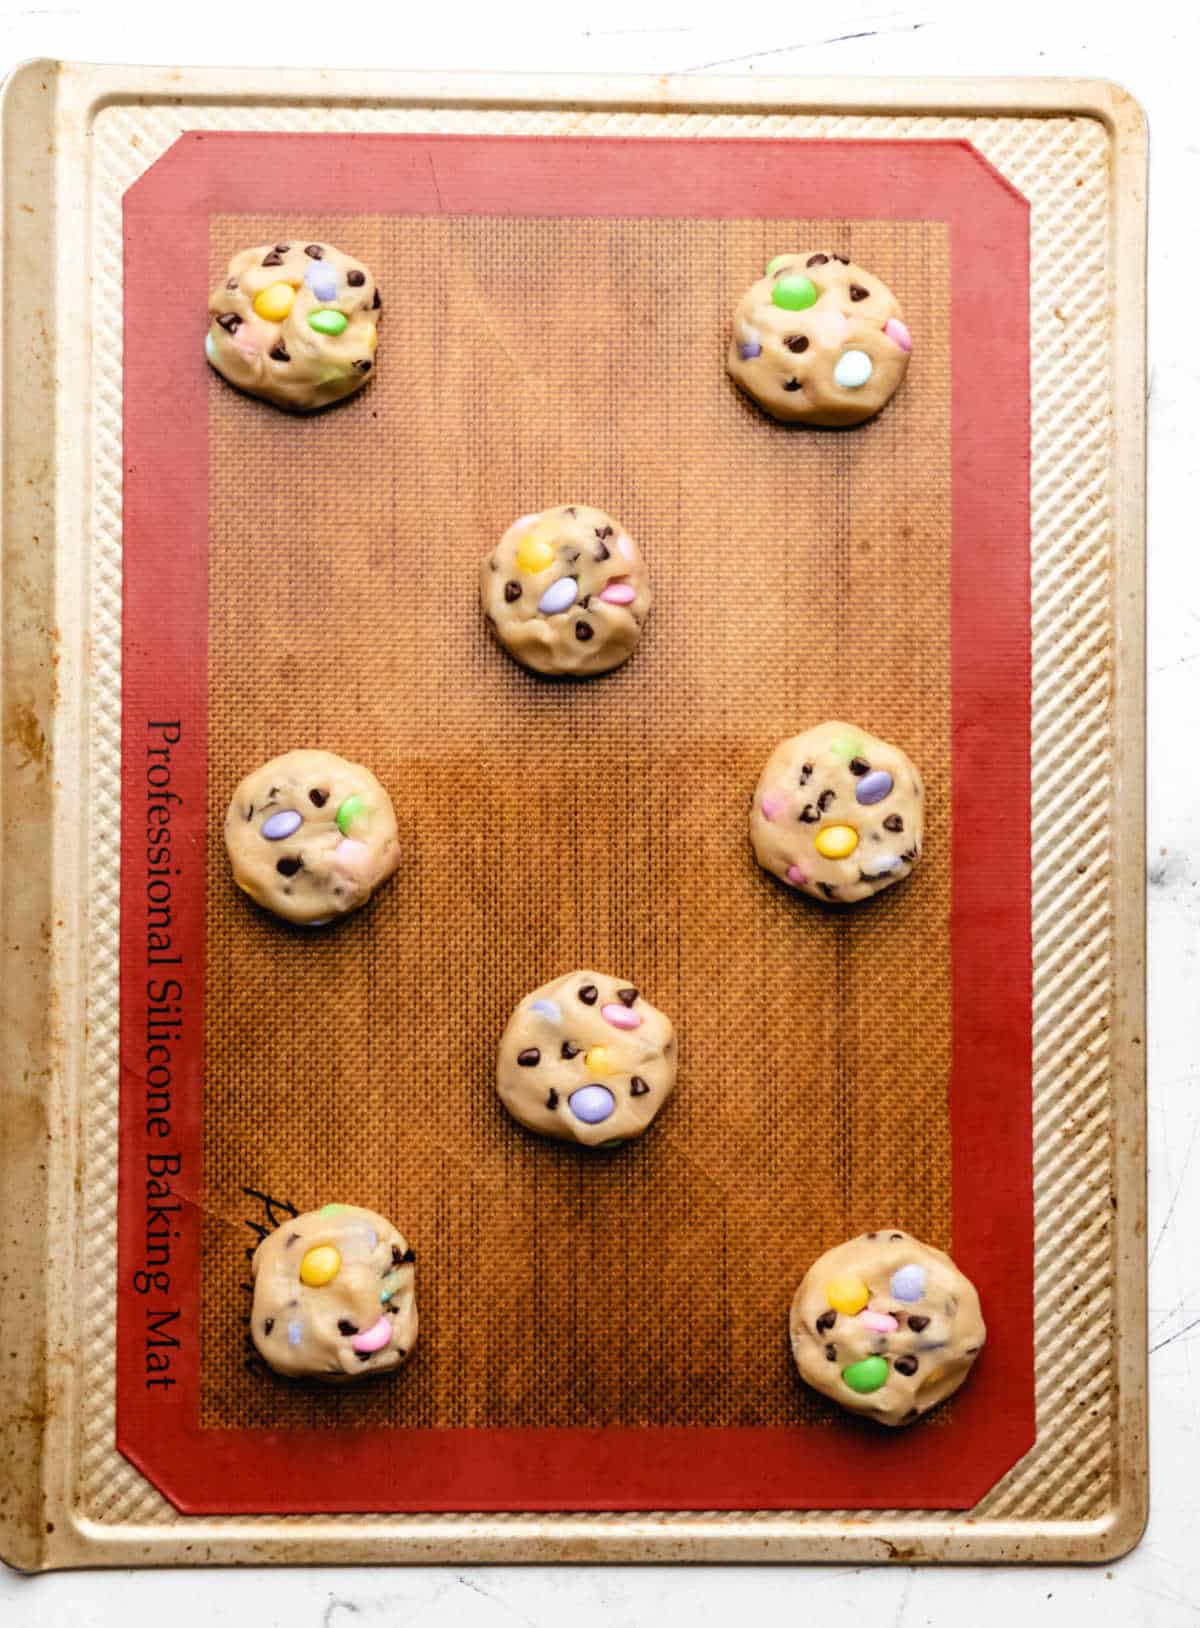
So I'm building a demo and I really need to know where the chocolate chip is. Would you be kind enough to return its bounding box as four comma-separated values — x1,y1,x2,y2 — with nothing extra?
883,814,904,832
394,1245,415,1265
215,312,242,333
782,378,803,391
504,581,521,603
575,621,594,642
595,540,611,561
617,987,638,1007
275,856,301,876
354,359,373,373
799,763,813,785
894,1354,918,1376
595,525,614,539
264,1318,275,1334
309,788,328,807
903,1407,919,1422
806,253,829,267
262,250,285,267
820,883,839,900
825,1343,837,1362
564,506,577,516
833,253,850,264
304,243,324,259
578,985,598,1005
798,804,818,823
785,335,810,353
372,288,382,309
269,342,290,362
517,1048,540,1067
907,1315,930,1332
902,847,919,862
816,1310,836,1334
338,1319,358,1336
849,284,869,301
817,789,835,811
562,1040,581,1059
630,1076,649,1097
565,549,581,564
849,757,870,775
347,269,365,287
286,1233,300,1247
274,242,291,253
547,1088,559,1109
225,277,239,290
965,1346,979,1355
356,1349,373,1362
579,595,591,609
890,1232,903,1239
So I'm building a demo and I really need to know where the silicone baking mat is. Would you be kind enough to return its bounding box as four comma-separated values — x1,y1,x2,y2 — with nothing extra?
117,132,1031,1514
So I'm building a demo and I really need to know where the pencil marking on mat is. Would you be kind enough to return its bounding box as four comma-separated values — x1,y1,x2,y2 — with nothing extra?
681,19,928,72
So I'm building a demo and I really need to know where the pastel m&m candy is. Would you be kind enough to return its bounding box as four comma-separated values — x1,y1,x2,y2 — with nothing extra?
299,1244,341,1287
890,1264,927,1302
253,281,296,322
825,1275,870,1315
842,1355,889,1394
569,1085,615,1124
308,308,348,337
834,349,874,389
335,793,367,836
516,532,555,574
772,274,818,312
815,824,859,860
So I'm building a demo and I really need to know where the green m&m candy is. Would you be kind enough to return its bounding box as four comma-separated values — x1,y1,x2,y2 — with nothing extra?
772,274,818,312
308,308,348,337
842,1355,889,1394
335,793,367,836
828,730,865,763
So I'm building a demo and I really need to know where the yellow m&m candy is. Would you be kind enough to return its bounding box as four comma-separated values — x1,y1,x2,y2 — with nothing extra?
815,824,859,860
253,281,296,322
825,1274,870,1315
584,1046,611,1075
516,532,555,574
299,1244,341,1287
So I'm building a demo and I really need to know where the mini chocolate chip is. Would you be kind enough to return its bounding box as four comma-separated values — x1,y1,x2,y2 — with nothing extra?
817,789,835,811
399,1246,416,1265
565,549,581,564
274,242,291,253
903,846,919,862
890,1232,903,1239
630,1076,649,1097
564,506,577,516
215,312,242,333
816,1310,836,1334
309,788,328,806
883,814,904,832
547,1088,559,1109
356,1349,373,1362
578,985,598,1005
347,269,365,286
286,1233,300,1246
820,883,839,900
903,1407,919,1422
798,804,818,823
385,1303,399,1314
264,1318,275,1334
799,762,813,785
372,288,382,309
338,1319,358,1336
269,342,290,362
595,525,614,539
824,1343,837,1362
849,757,870,775
849,284,869,301
562,1040,581,1059
354,359,373,373
895,1354,918,1376
595,540,611,561
575,621,594,641
579,595,591,609
517,1048,540,1067
833,253,850,264
617,987,638,1007
504,581,521,603
276,856,302,876
907,1315,930,1332
806,253,829,267
304,243,324,259
225,277,239,290
262,250,285,267
965,1346,979,1355
785,335,810,353
782,378,803,391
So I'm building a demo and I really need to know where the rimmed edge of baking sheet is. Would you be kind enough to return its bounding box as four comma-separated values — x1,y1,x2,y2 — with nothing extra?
0,63,1146,1568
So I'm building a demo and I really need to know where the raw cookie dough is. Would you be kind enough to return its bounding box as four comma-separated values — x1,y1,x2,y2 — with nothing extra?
789,1230,985,1426
206,240,381,411
224,749,401,926
480,504,651,677
496,971,676,1147
250,1203,417,1381
749,721,924,905
727,251,912,426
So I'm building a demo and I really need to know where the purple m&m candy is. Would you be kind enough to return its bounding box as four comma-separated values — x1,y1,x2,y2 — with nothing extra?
304,261,339,303
261,809,303,840
855,770,893,806
890,1264,926,1302
568,1085,615,1124
738,340,762,360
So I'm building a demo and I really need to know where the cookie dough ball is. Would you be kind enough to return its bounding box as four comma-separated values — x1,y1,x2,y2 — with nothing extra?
480,505,651,678
749,721,924,905
789,1230,985,1426
206,240,381,410
496,971,676,1147
250,1203,417,1381
224,749,400,926
727,251,912,426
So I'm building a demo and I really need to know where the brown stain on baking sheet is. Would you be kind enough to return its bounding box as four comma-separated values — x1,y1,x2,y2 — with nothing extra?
199,212,952,1434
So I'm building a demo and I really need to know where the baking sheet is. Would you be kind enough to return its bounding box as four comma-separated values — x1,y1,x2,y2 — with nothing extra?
0,63,1146,1562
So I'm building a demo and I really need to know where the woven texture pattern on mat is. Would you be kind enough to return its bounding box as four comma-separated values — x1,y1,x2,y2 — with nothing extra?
197,213,952,1433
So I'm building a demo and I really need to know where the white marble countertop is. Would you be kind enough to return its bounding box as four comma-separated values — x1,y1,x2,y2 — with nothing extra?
1,0,1188,1618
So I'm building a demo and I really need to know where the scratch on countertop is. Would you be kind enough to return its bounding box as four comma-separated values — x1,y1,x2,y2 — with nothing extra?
681,19,929,73
452,1574,538,1625
321,1598,360,1628
1150,1313,1200,1356
1150,1108,1200,1263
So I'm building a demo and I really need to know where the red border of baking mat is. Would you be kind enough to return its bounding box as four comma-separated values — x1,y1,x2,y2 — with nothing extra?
118,133,1032,1514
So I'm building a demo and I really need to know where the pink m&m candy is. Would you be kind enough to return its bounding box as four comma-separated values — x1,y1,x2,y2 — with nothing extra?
601,1002,642,1030
351,1315,393,1354
598,579,636,606
859,1309,900,1334
884,317,912,353
760,791,786,822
